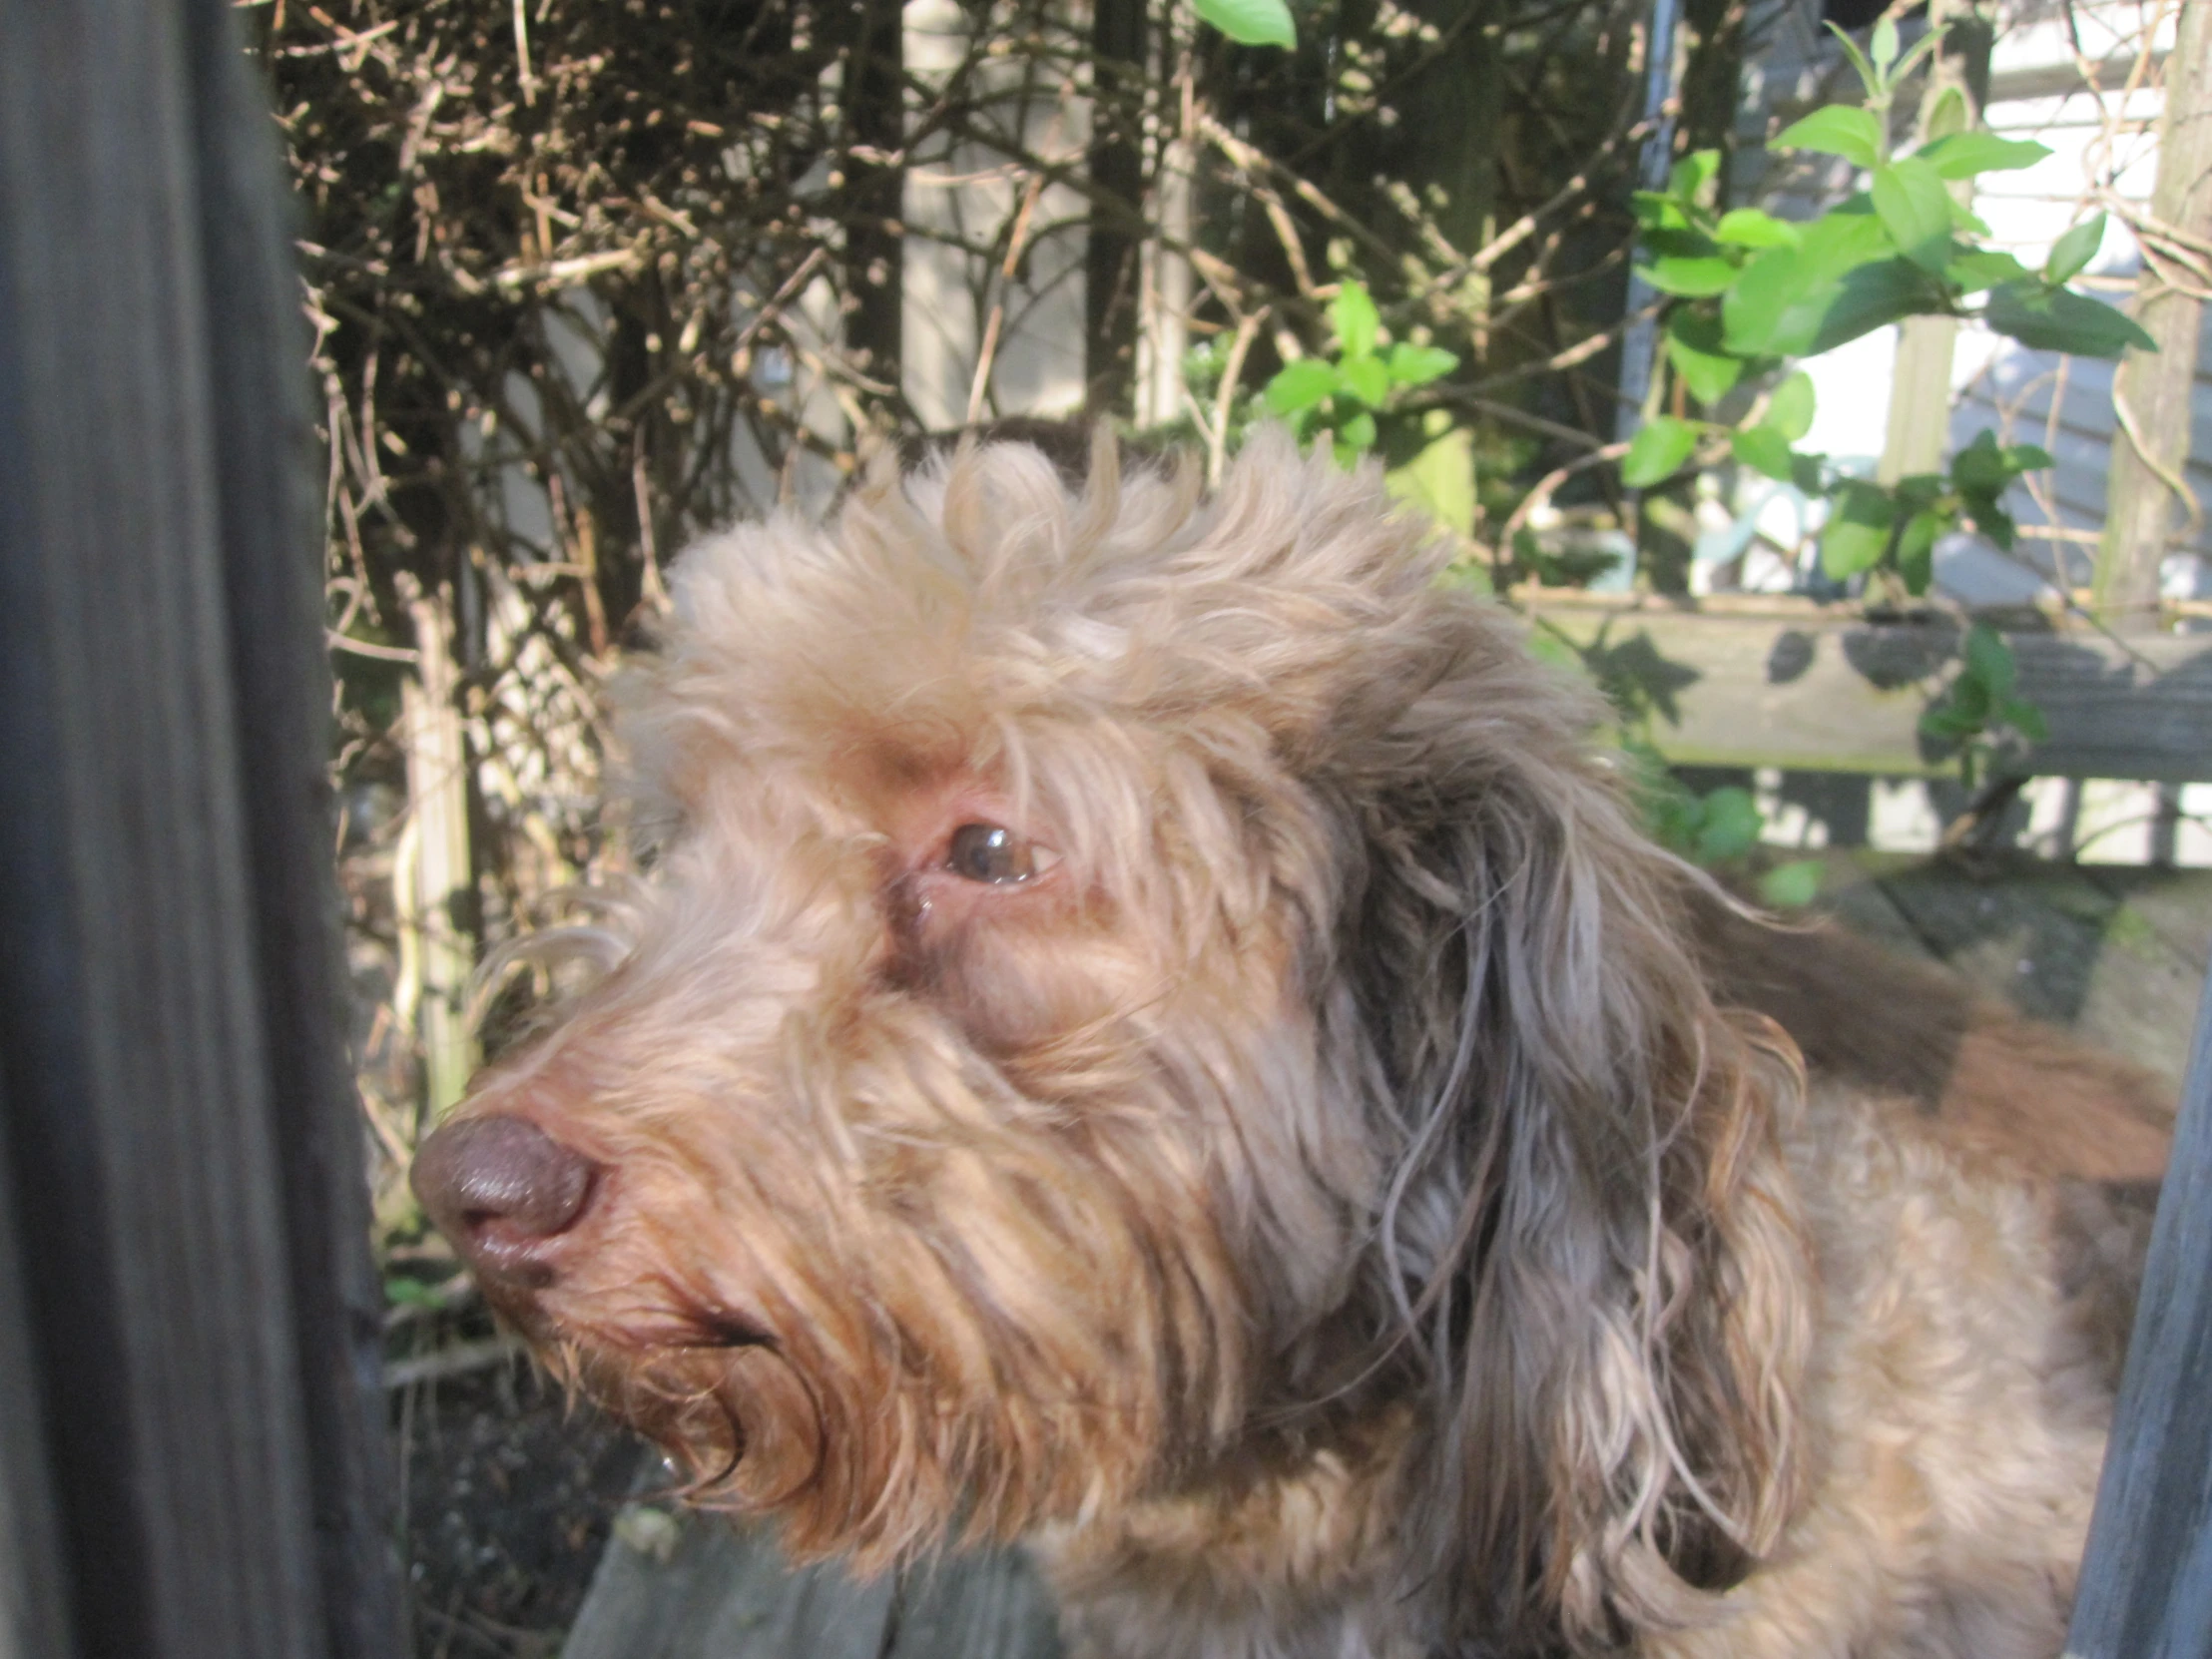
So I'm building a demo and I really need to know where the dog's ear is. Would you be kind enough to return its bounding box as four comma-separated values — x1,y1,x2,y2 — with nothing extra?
1334,630,1812,1651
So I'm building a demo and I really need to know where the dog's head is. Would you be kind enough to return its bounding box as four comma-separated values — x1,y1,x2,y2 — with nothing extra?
413,427,1808,1646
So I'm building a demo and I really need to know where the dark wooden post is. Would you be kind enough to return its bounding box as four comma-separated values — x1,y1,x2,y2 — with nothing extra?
843,0,908,418
0,0,401,1655
1086,0,1149,418
2065,954,2212,1659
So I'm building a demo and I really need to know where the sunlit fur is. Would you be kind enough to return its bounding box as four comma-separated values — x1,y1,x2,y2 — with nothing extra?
451,428,2139,1657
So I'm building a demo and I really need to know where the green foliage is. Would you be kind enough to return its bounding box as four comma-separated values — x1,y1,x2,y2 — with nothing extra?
1620,416,1699,486
1633,50,2137,375
1262,280,1459,466
1624,742,1822,903
1759,858,1827,909
2044,213,2107,283
1605,26,2134,799
1919,623,2048,789
1191,0,1297,48
1770,106,1884,170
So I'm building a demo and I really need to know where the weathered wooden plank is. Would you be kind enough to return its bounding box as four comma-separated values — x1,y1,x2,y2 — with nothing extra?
1802,849,1945,962
1875,860,2212,1084
0,1075,79,1659
1522,598,2212,781
0,0,395,1654
2081,867,2212,976
564,1499,1064,1659
182,0,404,1649
563,1503,897,1659
2065,959,2212,1659
889,1545,1064,1659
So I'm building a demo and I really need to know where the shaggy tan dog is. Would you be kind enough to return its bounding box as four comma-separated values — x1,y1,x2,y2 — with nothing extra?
414,427,2171,1658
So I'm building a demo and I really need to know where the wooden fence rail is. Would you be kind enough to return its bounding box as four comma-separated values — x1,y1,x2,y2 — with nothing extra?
1521,592,2212,782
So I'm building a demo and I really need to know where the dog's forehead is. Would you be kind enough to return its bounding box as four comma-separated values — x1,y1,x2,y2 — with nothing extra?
633,432,1491,835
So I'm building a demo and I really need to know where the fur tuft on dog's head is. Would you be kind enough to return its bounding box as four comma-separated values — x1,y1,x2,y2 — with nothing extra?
447,425,1810,1650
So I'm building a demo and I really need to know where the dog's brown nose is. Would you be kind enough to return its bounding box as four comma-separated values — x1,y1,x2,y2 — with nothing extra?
411,1114,598,1288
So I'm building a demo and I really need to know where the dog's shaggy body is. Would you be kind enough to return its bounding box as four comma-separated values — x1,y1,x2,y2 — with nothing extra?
416,430,2170,1658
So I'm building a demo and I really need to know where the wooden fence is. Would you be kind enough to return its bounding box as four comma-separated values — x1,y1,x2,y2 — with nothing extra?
0,0,397,1653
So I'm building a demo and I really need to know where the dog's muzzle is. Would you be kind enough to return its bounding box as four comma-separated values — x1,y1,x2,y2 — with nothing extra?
412,1113,600,1289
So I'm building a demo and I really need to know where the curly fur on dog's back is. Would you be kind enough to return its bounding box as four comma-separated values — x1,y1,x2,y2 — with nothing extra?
419,426,2163,1659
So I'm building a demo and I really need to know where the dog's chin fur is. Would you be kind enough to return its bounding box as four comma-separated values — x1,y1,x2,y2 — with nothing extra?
445,427,2169,1658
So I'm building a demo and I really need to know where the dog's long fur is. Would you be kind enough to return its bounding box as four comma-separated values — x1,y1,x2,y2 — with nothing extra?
431,429,2171,1658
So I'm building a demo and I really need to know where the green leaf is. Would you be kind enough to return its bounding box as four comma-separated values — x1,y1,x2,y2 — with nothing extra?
1632,191,1692,232
1643,255,1743,297
1946,248,2034,293
1896,508,1945,595
1960,489,2018,549
2008,442,2055,472
1759,858,1826,908
1871,16,1901,72
1730,255,1934,359
1772,105,1884,170
1920,704,1980,742
1894,471,1946,510
1191,0,1297,47
1731,424,1798,482
1264,358,1338,415
1820,480,1897,579
1963,621,2016,698
1669,149,1723,206
2044,213,2106,283
1339,354,1389,406
1823,22,1883,100
1982,281,2156,357
1694,787,1764,862
384,1276,448,1310
1947,198,1992,238
1997,695,2049,743
1620,415,1701,487
1337,408,1378,453
1385,426,1476,533
1766,370,1816,442
1947,671,1992,723
1331,281,1381,359
1815,259,1942,353
1665,308,1744,405
1949,428,2010,492
1714,208,1803,250
1385,342,1458,386
1722,209,1901,355
1872,158,1954,272
1913,131,2050,180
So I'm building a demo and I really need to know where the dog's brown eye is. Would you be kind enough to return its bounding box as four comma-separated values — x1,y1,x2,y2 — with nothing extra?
945,823,1045,884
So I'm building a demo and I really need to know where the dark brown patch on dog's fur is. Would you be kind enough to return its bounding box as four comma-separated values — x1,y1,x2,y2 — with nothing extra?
1688,888,2173,1390
1688,889,2174,1185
